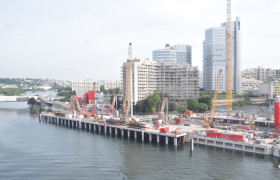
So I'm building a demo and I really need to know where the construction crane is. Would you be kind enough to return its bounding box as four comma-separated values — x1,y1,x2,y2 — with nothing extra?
123,43,133,119
226,0,233,113
110,94,118,114
202,69,223,127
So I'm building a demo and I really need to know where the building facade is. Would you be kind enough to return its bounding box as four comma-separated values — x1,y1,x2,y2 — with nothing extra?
152,44,176,63
259,70,280,98
153,44,192,64
241,68,262,93
72,80,100,95
157,61,199,101
255,66,275,81
173,44,192,65
121,58,199,104
203,17,241,94
104,80,122,91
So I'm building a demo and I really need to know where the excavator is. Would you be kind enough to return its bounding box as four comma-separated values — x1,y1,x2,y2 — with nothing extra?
202,69,223,127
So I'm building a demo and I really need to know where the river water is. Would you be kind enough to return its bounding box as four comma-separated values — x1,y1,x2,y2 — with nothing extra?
1,102,280,180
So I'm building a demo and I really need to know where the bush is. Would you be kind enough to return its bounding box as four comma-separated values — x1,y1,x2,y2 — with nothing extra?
232,100,252,107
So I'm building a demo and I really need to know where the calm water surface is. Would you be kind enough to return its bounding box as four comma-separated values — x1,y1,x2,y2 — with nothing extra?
0,102,280,180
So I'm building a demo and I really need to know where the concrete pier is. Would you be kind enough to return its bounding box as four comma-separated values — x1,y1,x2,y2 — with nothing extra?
190,134,274,155
38,113,280,156
39,114,186,147
134,131,137,139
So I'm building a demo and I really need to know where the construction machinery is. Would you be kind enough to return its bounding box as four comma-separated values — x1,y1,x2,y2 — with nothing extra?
226,0,233,113
104,94,118,116
73,95,85,114
249,117,255,127
202,69,223,127
160,97,168,124
123,43,133,119
153,97,168,118
153,97,168,127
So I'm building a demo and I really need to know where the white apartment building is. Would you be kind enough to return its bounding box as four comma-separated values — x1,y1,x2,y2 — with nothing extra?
104,80,122,91
121,58,199,104
72,80,100,95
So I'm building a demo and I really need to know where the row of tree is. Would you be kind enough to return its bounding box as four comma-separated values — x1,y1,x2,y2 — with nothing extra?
176,96,211,113
133,90,213,114
100,87,121,95
56,86,76,102
134,90,176,114
232,100,252,107
0,88,26,96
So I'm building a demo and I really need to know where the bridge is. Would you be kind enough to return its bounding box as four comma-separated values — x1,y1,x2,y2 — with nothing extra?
0,96,39,102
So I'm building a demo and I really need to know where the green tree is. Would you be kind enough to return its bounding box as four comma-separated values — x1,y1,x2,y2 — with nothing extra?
187,98,199,111
168,101,176,112
100,86,107,94
134,89,167,113
177,103,188,113
198,95,212,109
197,103,208,112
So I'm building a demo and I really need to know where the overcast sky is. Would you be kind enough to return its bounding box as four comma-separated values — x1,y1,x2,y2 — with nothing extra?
0,0,279,80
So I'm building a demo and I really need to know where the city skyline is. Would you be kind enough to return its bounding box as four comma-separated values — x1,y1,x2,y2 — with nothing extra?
0,0,279,80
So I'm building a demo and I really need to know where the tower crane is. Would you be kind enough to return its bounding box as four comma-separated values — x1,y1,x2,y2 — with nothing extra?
226,0,233,113
123,43,132,119
202,69,223,127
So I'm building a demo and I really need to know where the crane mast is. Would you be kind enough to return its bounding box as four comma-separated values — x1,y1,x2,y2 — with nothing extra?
226,0,233,113
123,43,132,118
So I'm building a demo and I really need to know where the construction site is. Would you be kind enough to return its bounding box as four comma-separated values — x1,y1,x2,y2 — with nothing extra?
38,0,280,157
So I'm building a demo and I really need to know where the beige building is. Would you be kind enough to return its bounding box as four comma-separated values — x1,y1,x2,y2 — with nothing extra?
104,80,122,91
121,58,199,104
158,61,199,101
242,69,262,93
72,80,100,95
